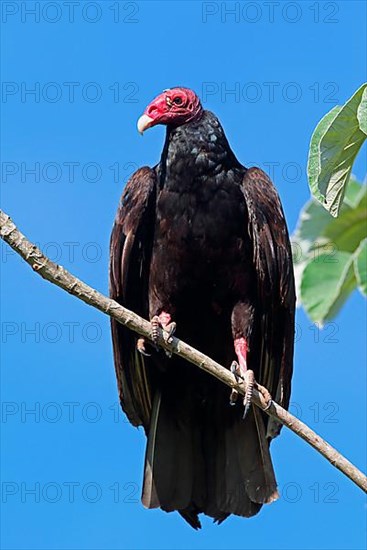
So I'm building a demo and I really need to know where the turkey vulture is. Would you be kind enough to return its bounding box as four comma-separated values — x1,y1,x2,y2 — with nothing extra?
109,87,295,528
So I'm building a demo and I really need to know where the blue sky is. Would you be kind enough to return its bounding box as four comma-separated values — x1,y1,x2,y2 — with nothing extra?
1,1,366,549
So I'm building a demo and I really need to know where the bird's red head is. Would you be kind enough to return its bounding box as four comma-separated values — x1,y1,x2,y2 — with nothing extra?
137,87,203,134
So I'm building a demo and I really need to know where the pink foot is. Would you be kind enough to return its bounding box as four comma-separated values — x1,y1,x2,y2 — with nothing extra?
137,312,176,356
234,337,249,376
151,312,176,347
230,337,254,418
157,311,172,328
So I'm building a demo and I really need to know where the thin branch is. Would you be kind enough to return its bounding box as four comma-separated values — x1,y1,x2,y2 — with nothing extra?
1,208,366,494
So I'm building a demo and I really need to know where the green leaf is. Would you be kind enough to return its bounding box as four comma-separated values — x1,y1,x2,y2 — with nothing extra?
357,86,367,135
300,251,356,324
343,176,366,208
292,178,366,322
322,185,367,252
292,180,366,261
291,201,332,267
354,239,367,296
294,200,333,245
307,83,367,217
307,106,342,205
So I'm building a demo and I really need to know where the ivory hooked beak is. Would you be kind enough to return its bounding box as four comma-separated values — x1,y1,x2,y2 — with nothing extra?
137,114,154,135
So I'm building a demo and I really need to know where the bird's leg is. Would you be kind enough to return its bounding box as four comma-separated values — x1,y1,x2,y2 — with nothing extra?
229,336,248,405
151,311,176,343
150,311,176,356
151,312,176,357
137,311,176,356
229,338,254,418
229,361,241,405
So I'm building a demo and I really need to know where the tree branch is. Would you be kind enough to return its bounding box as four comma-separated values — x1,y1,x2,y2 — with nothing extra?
1,208,366,494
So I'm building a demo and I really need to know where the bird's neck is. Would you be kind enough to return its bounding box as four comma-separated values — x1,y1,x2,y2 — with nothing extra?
158,111,241,190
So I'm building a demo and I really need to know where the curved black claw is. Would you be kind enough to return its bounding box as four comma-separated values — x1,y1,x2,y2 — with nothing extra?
165,322,176,344
229,361,242,406
229,389,238,406
163,322,177,357
136,337,151,356
242,370,255,419
256,382,273,410
150,317,177,356
164,322,177,357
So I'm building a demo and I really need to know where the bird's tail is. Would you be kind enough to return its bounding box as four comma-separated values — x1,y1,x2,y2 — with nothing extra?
141,390,203,528
141,381,278,529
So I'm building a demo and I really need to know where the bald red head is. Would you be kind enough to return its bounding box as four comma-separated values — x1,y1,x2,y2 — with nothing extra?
137,87,203,134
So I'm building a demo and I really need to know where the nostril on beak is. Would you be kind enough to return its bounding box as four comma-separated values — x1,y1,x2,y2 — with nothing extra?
147,105,158,116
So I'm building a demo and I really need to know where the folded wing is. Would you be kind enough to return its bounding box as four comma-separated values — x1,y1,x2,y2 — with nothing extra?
241,167,296,438
109,167,157,431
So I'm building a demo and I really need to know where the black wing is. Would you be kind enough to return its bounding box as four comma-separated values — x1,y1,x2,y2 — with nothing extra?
241,167,295,438
109,167,157,431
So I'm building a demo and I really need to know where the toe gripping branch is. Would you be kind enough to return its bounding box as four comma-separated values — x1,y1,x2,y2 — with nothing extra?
151,313,176,345
137,313,176,357
151,315,161,348
230,362,255,418
230,363,272,419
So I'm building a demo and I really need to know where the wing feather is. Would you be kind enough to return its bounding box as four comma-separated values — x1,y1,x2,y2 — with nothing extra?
109,167,157,431
241,167,295,438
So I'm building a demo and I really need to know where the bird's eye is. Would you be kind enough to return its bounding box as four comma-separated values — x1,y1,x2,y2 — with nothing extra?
173,97,183,105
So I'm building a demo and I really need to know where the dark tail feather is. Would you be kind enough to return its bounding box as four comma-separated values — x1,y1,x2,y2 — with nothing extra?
179,506,202,530
203,395,276,522
141,392,162,509
141,384,278,529
249,405,279,503
141,390,196,515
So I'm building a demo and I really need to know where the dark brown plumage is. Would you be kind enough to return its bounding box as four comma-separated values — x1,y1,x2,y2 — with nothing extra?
109,88,295,529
